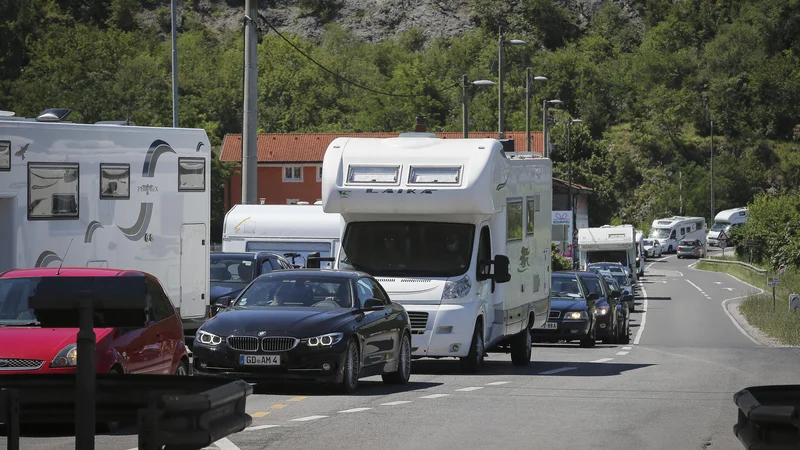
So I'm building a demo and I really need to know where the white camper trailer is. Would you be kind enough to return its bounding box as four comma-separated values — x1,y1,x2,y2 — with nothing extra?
578,225,638,283
221,203,342,268
0,109,211,336
321,134,553,373
707,207,748,247
649,216,707,253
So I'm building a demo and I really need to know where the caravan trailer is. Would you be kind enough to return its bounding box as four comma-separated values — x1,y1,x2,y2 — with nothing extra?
222,203,342,268
648,216,707,253
0,109,212,338
321,134,553,373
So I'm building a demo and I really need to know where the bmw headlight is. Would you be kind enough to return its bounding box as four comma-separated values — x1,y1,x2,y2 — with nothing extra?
303,332,343,347
597,307,609,316
563,311,588,320
442,275,471,300
196,330,224,346
50,344,78,368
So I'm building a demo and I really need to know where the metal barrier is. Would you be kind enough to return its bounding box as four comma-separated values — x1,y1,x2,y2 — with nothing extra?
699,258,768,275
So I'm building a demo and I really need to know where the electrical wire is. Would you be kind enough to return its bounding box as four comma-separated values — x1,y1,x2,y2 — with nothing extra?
256,13,459,97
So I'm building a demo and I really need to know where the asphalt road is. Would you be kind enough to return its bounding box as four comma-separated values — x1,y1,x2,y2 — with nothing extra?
5,248,800,450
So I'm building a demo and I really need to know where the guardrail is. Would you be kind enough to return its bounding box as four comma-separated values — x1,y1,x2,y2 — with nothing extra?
699,258,768,275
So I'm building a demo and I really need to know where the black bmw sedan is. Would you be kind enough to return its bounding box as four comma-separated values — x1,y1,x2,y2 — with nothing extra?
192,269,412,393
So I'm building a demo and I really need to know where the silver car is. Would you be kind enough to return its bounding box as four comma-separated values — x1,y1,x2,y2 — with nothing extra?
677,239,706,259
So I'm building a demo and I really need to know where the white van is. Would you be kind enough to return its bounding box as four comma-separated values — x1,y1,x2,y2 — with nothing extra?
707,207,748,247
648,216,707,253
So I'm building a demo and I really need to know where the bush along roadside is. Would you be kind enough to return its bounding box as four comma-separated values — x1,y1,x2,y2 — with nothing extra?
696,259,800,346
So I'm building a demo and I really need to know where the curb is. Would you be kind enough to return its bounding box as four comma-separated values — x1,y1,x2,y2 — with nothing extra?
722,296,783,347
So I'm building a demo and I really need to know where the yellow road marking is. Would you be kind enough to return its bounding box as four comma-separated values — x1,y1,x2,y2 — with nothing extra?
251,412,269,418
271,404,287,409
288,396,308,402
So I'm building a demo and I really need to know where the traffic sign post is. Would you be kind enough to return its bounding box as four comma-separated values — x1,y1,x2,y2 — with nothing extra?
767,276,780,312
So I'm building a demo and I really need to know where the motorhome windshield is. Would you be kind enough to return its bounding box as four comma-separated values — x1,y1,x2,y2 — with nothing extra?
710,222,730,232
649,227,671,239
586,251,629,266
340,222,475,277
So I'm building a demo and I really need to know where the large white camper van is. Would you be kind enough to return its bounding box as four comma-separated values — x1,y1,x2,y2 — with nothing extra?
321,134,553,373
0,109,212,337
222,203,342,268
707,207,748,247
648,216,707,253
578,225,638,283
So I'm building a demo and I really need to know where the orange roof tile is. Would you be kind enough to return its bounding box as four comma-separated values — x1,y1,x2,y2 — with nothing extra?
219,131,545,163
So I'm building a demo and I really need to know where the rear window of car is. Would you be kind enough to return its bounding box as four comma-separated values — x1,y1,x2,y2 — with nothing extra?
680,240,694,246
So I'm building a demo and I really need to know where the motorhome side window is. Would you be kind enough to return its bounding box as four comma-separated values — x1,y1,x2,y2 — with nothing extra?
27,162,79,220
526,198,535,235
178,157,205,192
99,163,130,199
507,199,523,241
0,140,10,171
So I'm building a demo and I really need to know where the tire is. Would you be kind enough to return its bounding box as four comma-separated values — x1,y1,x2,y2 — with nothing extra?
579,324,596,348
175,359,189,376
460,324,485,373
338,339,361,393
619,317,631,345
382,333,411,385
510,326,532,366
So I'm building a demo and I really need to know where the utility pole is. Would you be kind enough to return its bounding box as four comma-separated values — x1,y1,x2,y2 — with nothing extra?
710,120,715,223
241,0,258,205
498,27,505,139
680,171,683,215
170,0,178,127
462,74,469,139
525,68,530,151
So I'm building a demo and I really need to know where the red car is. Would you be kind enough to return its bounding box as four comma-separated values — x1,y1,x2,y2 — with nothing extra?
0,267,190,375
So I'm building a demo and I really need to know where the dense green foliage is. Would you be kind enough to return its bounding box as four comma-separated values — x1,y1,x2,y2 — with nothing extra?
731,193,800,270
551,242,573,272
3,0,800,240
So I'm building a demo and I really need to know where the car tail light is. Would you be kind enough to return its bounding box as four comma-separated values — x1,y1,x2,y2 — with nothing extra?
693,246,699,250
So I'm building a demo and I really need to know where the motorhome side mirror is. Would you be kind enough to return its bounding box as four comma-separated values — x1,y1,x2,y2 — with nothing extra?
587,292,600,302
362,298,385,310
493,255,511,284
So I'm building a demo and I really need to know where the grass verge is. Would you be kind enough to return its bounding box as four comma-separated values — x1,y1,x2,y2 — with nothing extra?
696,259,800,346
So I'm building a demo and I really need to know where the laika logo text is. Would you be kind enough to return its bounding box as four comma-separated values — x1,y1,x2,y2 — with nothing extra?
138,184,159,195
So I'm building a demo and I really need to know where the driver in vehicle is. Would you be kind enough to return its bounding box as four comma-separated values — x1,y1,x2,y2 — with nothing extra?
440,232,468,270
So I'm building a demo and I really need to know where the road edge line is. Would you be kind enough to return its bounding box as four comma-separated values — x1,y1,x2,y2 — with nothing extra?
633,284,648,345
721,296,765,346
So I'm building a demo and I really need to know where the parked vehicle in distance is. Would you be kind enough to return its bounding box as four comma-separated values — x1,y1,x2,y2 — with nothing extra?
677,239,706,259
578,271,623,344
642,239,663,258
649,216,707,253
635,230,645,277
578,225,639,284
531,272,598,348
587,262,630,285
708,207,748,247
0,267,191,375
193,269,412,393
599,273,631,344
210,251,294,309
599,270,635,313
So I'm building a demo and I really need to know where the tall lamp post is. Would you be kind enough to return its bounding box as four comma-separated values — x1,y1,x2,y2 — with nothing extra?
498,27,526,139
462,75,496,138
542,99,562,157
710,119,715,222
567,118,582,268
525,69,548,153
170,0,178,127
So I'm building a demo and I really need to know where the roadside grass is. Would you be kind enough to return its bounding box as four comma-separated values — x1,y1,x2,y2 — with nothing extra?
696,259,800,346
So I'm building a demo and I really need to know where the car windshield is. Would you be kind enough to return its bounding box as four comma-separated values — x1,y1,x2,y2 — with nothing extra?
642,239,653,246
339,221,475,277
551,277,583,299
613,275,629,286
0,278,40,326
210,255,257,283
582,277,605,298
680,240,695,246
234,276,353,309
588,263,624,274
649,227,671,239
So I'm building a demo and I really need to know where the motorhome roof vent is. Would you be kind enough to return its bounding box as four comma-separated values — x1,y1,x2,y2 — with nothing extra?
96,120,135,126
314,200,322,205
0,110,15,117
297,201,310,205
36,108,72,122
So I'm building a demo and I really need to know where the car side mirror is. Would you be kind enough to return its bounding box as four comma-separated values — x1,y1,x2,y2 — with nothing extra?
492,255,511,284
587,292,600,302
362,298,385,310
212,296,231,316
610,290,621,299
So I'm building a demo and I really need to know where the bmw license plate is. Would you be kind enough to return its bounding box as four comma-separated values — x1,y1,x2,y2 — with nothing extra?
544,322,558,329
240,354,280,366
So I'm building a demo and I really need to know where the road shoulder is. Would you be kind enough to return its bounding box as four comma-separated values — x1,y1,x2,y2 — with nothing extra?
722,296,782,347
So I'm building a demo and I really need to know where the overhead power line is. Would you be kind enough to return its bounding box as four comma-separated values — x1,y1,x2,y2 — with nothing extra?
256,13,458,98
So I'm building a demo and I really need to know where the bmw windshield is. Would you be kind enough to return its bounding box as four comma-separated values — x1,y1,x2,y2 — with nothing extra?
234,276,353,309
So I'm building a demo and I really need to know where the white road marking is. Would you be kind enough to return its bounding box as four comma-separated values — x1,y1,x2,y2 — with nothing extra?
215,439,242,450
245,425,281,431
686,279,705,294
420,394,450,399
622,346,632,350
485,381,511,386
634,284,648,345
539,367,577,375
381,400,412,406
339,407,372,413
714,282,722,284
291,415,328,422
592,358,614,363
455,387,484,392
616,351,629,356
721,296,762,346
724,287,734,291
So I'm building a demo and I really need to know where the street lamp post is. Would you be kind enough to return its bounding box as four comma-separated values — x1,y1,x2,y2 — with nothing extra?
498,27,526,139
542,99,562,157
710,119,715,222
567,118,582,268
525,68,548,153
462,75,496,138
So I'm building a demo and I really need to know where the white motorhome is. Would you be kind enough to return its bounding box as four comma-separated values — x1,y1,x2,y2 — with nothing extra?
648,216,707,253
634,230,645,277
0,109,211,337
578,225,638,283
222,203,342,268
707,207,748,247
321,134,552,373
